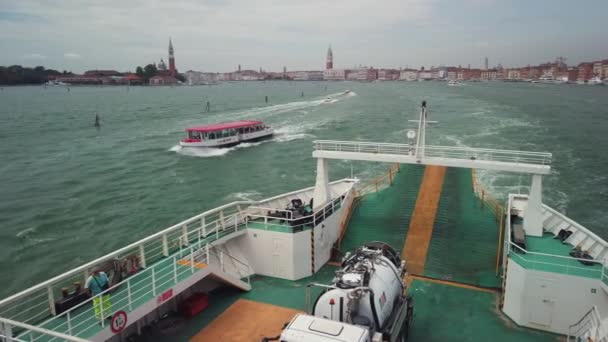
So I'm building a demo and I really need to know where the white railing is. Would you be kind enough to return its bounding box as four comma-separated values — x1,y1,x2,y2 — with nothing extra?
508,242,604,278
245,197,342,232
0,201,252,327
543,204,608,253
313,140,552,166
0,317,90,342
505,197,605,279
17,215,246,342
568,306,608,342
0,178,356,341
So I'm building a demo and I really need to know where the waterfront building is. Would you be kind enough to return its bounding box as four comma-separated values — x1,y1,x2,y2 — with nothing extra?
507,69,521,80
593,61,603,78
324,69,346,81
399,69,418,81
293,70,324,81
149,75,177,85
418,70,434,80
345,68,377,81
185,71,218,85
377,69,400,81
577,63,593,81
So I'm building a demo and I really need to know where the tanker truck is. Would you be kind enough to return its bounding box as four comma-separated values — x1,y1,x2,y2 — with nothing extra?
265,242,414,342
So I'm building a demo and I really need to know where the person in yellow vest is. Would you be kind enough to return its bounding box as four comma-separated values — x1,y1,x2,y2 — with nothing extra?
85,269,112,321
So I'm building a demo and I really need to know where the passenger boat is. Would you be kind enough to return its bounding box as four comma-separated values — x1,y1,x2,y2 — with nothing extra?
179,120,273,148
447,80,462,86
3,102,608,342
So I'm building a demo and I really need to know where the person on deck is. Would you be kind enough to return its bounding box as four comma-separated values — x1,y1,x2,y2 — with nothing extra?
85,269,112,321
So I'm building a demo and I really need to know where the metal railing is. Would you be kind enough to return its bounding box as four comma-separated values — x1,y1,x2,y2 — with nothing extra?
314,140,553,166
0,201,253,329
508,242,603,278
505,200,604,279
16,214,247,341
0,178,357,341
568,306,608,341
0,317,91,342
355,164,400,196
245,197,342,232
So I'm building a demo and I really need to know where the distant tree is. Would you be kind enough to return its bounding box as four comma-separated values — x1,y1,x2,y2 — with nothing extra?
135,66,144,78
175,73,186,82
142,64,158,83
34,66,45,72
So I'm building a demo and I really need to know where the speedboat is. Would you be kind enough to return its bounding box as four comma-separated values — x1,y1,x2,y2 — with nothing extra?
447,80,462,86
179,120,273,148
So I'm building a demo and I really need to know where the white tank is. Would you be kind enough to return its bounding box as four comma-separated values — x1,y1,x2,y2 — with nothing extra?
313,242,405,331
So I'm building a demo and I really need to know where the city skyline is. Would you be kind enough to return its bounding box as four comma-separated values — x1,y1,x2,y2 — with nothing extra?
1,0,608,73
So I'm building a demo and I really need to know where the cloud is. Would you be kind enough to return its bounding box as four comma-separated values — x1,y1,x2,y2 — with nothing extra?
23,53,46,60
64,52,81,59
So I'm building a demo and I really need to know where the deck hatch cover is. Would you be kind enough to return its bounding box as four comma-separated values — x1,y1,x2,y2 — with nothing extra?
308,320,344,336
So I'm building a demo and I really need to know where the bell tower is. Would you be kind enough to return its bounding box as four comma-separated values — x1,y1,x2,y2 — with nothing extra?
168,38,176,77
326,45,333,70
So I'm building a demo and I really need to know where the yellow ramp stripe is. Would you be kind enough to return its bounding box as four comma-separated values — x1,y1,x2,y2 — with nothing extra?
402,166,446,275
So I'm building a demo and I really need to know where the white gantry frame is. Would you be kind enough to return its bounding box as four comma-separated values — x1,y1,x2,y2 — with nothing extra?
311,103,552,237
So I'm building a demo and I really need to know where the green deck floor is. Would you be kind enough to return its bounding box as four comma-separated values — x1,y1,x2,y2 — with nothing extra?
407,280,557,341
340,165,425,254
423,168,502,288
137,166,561,341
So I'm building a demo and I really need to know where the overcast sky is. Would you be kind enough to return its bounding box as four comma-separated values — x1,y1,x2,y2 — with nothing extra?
1,0,607,73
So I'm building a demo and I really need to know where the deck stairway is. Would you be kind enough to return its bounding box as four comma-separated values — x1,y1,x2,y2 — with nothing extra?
568,306,608,342
0,211,254,342
542,205,608,262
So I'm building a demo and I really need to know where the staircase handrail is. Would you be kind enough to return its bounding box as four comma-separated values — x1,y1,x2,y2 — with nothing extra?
208,246,253,284
568,306,608,341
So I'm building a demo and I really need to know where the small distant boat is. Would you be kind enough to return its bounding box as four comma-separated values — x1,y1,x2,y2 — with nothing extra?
344,90,351,94
588,77,603,85
323,96,337,104
447,80,462,86
179,120,273,148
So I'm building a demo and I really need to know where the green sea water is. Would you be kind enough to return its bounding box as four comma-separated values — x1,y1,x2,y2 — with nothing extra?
1,81,607,297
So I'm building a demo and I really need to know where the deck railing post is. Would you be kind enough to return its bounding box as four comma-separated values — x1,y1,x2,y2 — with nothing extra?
219,210,225,229
200,217,205,243
152,267,157,296
190,246,195,273
47,285,56,316
67,311,72,336
206,244,210,264
162,234,169,257
100,294,105,328
139,244,147,269
127,280,133,311
182,225,189,245
173,255,178,283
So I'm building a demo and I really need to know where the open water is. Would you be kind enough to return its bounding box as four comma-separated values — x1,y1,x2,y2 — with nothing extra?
1,81,607,296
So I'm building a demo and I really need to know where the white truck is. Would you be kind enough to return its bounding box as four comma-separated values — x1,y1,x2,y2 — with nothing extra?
265,242,414,342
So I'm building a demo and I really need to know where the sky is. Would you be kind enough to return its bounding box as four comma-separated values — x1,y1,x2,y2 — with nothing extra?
0,0,607,73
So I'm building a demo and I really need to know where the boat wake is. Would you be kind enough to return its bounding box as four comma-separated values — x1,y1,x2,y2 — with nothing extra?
16,227,56,245
223,190,262,201
170,141,266,158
